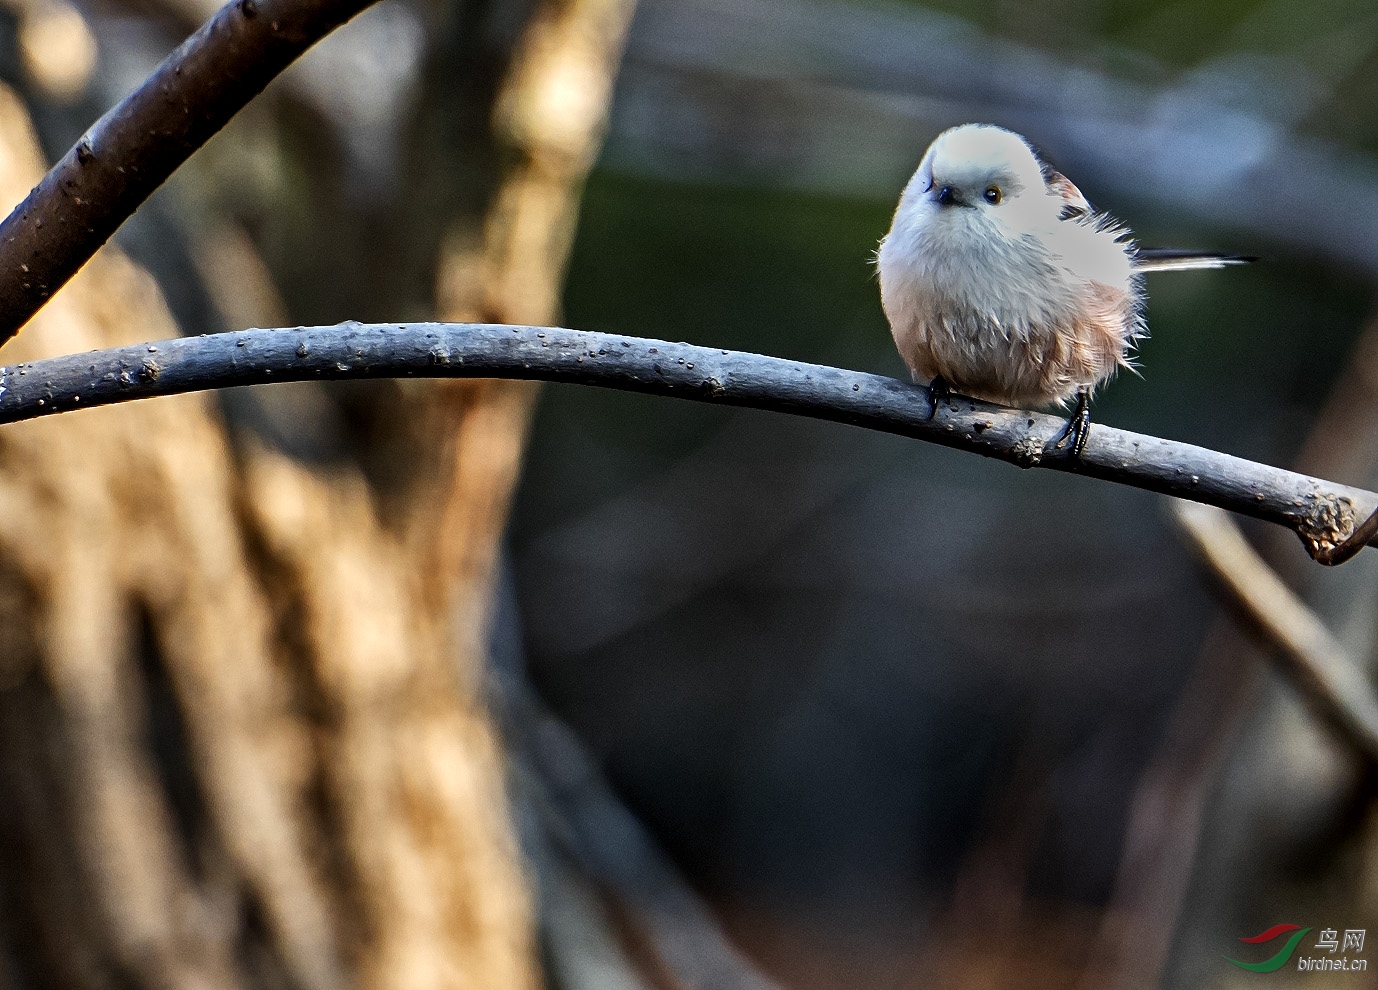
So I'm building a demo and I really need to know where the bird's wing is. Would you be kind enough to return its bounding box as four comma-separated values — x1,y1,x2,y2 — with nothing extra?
1041,165,1255,271
1133,248,1257,273
1043,167,1093,219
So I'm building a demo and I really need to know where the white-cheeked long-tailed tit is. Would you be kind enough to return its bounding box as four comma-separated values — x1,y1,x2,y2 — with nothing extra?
877,123,1249,456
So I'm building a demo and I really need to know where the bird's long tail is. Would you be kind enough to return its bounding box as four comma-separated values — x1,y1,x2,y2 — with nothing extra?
1133,248,1256,273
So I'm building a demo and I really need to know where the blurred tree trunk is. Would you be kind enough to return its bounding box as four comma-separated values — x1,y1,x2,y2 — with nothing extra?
0,0,636,987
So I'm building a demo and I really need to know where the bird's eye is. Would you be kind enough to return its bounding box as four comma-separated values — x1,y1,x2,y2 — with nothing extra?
983,186,1002,205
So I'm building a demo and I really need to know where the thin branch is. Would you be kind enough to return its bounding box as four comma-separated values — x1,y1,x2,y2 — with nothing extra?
0,0,378,345
1172,500,1378,760
500,667,781,990
2,321,1375,561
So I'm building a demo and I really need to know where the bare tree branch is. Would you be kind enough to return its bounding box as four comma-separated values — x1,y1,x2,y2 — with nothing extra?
1173,500,1378,760
0,0,378,345
1,321,1375,562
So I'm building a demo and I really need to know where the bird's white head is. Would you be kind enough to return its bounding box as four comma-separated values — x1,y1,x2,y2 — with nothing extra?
905,124,1051,216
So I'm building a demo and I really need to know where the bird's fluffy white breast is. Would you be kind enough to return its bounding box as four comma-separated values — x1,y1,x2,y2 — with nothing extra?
878,193,1135,338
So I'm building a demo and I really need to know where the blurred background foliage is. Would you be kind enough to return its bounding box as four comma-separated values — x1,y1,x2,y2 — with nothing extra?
0,0,1376,988
516,0,1378,987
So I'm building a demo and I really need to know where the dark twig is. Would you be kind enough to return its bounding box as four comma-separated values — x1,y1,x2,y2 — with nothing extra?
0,0,378,345
1,321,1375,562
504,674,781,990
1173,501,1378,760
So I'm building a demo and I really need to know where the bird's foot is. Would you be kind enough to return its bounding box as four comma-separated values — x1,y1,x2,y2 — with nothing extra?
927,375,952,420
1051,388,1091,459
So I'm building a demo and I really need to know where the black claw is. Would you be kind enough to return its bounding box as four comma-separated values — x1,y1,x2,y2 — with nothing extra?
1052,388,1092,458
927,375,952,420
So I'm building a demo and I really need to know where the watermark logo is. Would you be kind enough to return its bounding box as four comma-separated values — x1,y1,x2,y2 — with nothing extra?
1225,924,1367,974
1225,924,1312,973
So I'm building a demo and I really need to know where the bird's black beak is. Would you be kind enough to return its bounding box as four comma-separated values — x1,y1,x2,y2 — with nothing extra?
935,185,963,207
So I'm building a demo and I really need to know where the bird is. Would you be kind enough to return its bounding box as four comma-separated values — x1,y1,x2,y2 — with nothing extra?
876,123,1249,457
